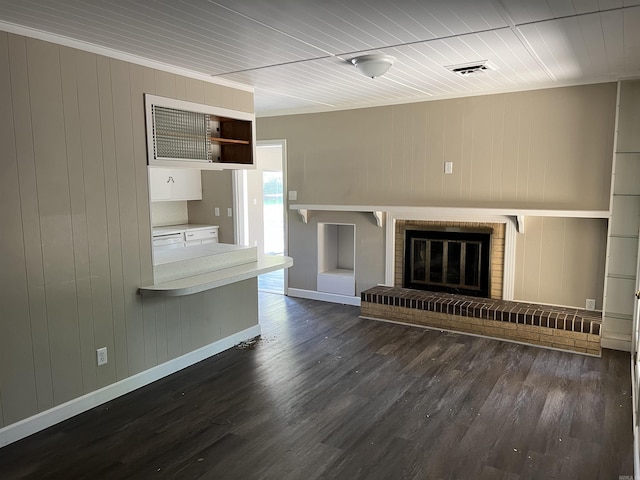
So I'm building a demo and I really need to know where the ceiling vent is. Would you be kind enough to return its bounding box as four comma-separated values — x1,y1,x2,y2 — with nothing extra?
446,61,496,76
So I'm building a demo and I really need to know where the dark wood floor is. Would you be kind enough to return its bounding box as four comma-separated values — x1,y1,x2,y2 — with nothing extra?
0,293,634,479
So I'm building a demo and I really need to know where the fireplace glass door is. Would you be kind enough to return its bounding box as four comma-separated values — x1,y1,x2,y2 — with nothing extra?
404,230,490,297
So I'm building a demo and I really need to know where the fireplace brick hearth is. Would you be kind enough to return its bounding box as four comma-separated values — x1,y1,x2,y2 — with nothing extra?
360,286,601,356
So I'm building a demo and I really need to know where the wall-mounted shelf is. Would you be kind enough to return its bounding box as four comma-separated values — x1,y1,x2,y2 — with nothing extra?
289,204,609,233
210,137,250,145
145,94,255,170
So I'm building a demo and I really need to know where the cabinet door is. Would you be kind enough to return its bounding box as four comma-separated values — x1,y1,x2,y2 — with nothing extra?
171,168,202,201
149,167,172,201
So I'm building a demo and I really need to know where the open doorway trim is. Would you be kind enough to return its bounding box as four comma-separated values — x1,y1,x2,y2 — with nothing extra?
233,139,289,293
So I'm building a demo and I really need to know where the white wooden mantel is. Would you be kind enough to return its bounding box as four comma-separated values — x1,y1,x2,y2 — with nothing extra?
289,204,609,233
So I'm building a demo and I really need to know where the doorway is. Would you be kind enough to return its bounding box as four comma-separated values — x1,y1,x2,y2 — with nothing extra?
236,140,287,294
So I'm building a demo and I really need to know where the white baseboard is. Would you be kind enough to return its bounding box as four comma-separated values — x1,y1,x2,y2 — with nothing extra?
601,332,632,352
287,288,361,306
0,324,261,448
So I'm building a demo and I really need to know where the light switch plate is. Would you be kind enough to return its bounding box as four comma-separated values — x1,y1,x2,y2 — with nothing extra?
288,190,297,201
214,207,220,216
444,162,453,174
227,207,233,217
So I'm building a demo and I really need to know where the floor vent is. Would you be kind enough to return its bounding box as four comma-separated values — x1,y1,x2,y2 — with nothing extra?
446,61,495,76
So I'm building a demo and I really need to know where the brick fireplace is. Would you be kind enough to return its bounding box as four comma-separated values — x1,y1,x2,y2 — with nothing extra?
362,213,602,356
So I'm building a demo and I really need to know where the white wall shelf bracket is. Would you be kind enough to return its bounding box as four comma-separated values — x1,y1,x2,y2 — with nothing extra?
373,211,384,227
298,208,309,224
515,215,525,233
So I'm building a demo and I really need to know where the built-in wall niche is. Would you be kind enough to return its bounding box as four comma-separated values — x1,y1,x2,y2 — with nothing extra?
317,223,356,296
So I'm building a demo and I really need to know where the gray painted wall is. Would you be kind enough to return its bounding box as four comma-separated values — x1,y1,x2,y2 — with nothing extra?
0,32,254,428
258,83,617,308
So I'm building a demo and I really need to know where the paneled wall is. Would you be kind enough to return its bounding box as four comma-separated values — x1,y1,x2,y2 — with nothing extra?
0,33,254,429
258,83,616,307
188,170,236,244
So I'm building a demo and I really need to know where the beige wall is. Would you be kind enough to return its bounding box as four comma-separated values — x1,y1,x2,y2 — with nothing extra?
188,170,236,244
258,83,616,307
0,32,253,428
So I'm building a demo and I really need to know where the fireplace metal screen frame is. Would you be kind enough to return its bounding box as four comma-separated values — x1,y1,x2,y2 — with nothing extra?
402,227,492,298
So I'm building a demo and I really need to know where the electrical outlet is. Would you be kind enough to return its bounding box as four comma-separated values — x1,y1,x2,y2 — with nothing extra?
97,347,108,366
585,299,596,311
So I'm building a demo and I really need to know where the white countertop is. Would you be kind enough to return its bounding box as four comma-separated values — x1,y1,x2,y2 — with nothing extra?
152,224,218,236
139,254,293,297
153,242,251,266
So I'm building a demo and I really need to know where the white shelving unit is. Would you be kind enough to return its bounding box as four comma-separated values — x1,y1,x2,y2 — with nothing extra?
603,79,640,352
317,223,355,296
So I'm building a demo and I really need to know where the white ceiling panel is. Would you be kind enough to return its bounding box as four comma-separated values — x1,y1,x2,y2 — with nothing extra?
0,0,638,116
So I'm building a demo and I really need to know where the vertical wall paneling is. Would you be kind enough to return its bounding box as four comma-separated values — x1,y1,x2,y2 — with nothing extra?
7,34,53,413
165,298,182,360
129,64,154,286
410,105,427,200
111,59,147,375
489,95,506,202
500,93,522,202
141,297,158,369
180,297,193,354
536,218,566,305
154,70,177,99
0,32,39,424
425,101,445,201
59,46,97,395
258,83,616,307
203,83,223,109
183,77,206,104
189,294,206,351
0,33,258,432
470,96,495,202
442,99,464,200
526,91,548,204
75,49,117,386
153,297,168,365
95,55,125,384
203,291,221,343
27,38,84,405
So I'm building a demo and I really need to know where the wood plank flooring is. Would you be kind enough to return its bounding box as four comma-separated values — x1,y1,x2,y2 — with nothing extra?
0,293,634,479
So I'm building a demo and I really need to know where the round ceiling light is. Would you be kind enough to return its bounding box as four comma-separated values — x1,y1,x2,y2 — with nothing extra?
350,54,396,79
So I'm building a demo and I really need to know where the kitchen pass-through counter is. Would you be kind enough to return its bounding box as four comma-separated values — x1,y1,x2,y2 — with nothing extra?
140,242,292,297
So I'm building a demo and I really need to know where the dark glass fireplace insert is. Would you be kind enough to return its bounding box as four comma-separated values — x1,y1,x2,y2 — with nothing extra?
403,229,491,298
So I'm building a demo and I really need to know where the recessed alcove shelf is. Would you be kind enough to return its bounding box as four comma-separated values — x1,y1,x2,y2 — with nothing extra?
290,204,609,233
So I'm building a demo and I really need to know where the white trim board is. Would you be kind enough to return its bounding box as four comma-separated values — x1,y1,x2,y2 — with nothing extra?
0,324,261,448
0,21,253,93
288,288,361,306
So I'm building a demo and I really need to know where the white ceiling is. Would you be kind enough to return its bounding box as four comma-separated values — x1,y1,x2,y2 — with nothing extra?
1,0,639,117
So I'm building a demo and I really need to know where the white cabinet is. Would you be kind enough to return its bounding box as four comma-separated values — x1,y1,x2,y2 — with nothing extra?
149,167,202,202
184,226,219,246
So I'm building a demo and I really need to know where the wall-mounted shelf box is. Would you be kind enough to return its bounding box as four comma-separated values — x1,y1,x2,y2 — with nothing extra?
145,94,256,170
